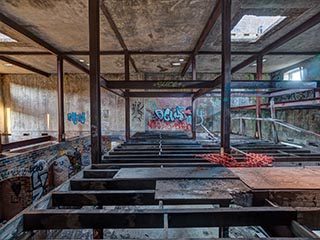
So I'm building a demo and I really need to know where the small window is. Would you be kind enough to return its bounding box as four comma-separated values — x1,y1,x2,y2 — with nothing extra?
283,67,303,81
0,32,17,42
231,15,286,43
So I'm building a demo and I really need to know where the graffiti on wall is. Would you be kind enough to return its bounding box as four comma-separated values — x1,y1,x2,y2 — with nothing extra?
132,101,144,122
30,159,48,202
147,105,193,130
53,156,72,186
67,112,86,125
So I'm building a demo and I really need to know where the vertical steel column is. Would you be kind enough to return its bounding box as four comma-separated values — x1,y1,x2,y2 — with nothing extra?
220,0,231,155
89,0,102,164
192,58,197,140
125,52,130,141
192,98,196,140
255,55,263,139
57,56,65,142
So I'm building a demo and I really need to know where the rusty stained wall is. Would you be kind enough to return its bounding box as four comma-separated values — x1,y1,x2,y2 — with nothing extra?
1,73,136,138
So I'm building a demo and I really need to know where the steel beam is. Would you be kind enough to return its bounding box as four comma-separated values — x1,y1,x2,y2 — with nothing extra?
181,0,222,76
0,50,318,56
220,0,232,154
192,58,197,140
0,56,50,77
255,55,263,139
23,207,297,230
106,80,220,89
125,53,130,141
100,2,138,72
0,12,122,98
89,0,102,164
232,10,320,73
57,56,65,142
126,92,193,98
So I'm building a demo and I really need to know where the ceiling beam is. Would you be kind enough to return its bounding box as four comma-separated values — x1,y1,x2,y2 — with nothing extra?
104,80,319,90
105,80,219,89
0,12,124,98
100,2,138,73
126,92,193,98
193,11,320,99
0,55,50,77
181,0,222,77
0,50,317,56
232,10,320,73
0,12,90,73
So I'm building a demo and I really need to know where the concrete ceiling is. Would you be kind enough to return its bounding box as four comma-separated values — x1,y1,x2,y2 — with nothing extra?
0,0,319,75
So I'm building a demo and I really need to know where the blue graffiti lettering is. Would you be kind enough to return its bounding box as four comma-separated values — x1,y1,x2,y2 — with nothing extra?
67,112,86,125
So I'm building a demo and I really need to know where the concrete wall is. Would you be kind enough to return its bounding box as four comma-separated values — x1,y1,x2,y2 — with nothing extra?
269,56,320,146
1,74,129,138
1,72,256,136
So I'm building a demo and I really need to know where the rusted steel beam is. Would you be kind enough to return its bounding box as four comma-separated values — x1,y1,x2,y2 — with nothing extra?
220,0,232,154
0,55,50,77
52,190,157,206
255,55,263,139
192,98,196,140
23,207,297,230
0,50,317,56
0,12,90,74
89,0,102,164
126,92,193,98
57,56,65,142
100,2,138,73
1,136,51,151
181,0,222,76
106,80,219,89
125,53,130,141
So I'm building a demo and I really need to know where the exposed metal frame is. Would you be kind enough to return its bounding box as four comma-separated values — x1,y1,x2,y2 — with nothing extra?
100,2,138,73
220,0,232,153
181,0,222,77
57,56,65,142
0,55,50,77
89,0,102,164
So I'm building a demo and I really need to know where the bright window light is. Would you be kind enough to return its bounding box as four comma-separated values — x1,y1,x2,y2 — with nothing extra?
231,15,286,43
0,32,17,42
284,67,303,81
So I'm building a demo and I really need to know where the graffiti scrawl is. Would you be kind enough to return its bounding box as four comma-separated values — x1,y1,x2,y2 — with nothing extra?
67,112,86,125
132,101,144,122
30,159,48,202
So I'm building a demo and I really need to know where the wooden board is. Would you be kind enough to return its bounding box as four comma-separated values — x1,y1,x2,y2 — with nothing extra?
231,167,320,190
155,179,250,201
114,167,238,180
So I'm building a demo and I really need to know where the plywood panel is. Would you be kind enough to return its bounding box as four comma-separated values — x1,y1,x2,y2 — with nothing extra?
231,167,320,190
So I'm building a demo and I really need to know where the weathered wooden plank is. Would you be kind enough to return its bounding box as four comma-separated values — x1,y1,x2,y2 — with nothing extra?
231,167,320,190
23,207,297,230
113,167,238,180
